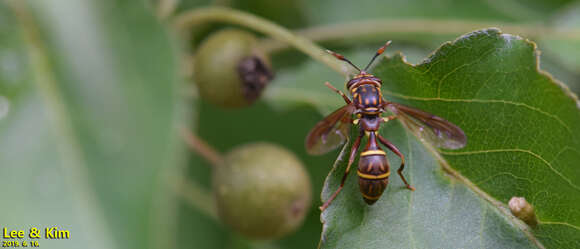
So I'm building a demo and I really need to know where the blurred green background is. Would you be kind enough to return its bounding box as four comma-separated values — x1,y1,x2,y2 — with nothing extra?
1,0,579,248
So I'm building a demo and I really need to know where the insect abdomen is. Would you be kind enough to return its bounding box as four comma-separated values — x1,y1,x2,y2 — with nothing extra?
357,151,390,204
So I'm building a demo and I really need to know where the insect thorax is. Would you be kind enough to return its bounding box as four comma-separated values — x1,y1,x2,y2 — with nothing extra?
346,73,382,90
351,83,383,119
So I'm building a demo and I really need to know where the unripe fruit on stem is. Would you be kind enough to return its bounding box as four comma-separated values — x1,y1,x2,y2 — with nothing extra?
194,29,273,108
213,143,311,239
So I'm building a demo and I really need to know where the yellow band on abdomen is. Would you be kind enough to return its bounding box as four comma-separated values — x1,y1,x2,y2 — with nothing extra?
357,171,390,179
360,150,386,156
361,192,381,200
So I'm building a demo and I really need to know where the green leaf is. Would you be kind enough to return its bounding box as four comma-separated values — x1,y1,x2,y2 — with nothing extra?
373,29,580,249
320,125,537,248
269,28,580,248
290,0,580,97
0,1,182,249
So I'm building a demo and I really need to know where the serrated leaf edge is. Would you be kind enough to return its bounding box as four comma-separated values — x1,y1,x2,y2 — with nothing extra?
317,28,558,249
391,28,556,249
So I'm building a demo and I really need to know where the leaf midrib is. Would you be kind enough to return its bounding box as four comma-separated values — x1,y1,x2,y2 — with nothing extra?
440,149,580,191
417,135,546,249
310,72,550,249
11,2,114,248
382,90,572,134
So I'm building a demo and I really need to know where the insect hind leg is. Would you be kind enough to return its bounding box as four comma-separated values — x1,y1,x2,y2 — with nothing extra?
377,134,415,191
320,131,362,211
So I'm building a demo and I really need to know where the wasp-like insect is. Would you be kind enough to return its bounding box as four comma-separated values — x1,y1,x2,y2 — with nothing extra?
306,42,467,211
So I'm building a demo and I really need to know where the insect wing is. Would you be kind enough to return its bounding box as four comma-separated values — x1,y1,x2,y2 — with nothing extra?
305,104,355,155
386,103,467,149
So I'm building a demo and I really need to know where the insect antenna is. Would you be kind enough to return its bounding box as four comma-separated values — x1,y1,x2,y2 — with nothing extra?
326,50,361,72
363,40,392,71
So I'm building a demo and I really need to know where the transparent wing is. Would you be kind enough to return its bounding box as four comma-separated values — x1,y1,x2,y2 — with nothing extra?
305,104,355,155
386,103,467,149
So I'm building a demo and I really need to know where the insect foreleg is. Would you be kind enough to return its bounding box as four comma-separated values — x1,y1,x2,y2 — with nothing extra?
324,82,351,104
377,135,415,191
381,115,397,123
320,131,362,211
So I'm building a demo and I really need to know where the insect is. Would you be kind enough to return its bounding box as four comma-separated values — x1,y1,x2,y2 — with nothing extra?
306,41,467,211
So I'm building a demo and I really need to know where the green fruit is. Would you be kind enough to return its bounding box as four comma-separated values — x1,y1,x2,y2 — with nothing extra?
213,143,312,239
193,29,273,108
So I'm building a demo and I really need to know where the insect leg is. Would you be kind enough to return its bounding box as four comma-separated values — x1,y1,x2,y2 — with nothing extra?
325,82,351,104
381,115,397,123
377,135,415,191
320,131,363,211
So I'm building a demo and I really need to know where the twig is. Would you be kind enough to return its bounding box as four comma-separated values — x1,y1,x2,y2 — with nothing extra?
179,126,225,167
173,7,347,75
258,19,580,53
172,177,218,220
156,0,178,19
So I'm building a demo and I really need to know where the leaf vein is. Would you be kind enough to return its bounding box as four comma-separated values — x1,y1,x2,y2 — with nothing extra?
415,139,546,248
474,172,534,186
550,146,580,164
436,47,497,98
383,91,572,134
11,2,114,248
436,63,469,98
539,221,580,231
440,149,580,191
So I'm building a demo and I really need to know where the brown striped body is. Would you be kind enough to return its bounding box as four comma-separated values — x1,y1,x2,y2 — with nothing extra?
350,75,391,204
311,43,421,211
357,131,390,204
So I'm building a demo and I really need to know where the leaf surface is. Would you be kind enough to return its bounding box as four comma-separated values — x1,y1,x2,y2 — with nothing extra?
268,28,580,248
0,1,182,248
